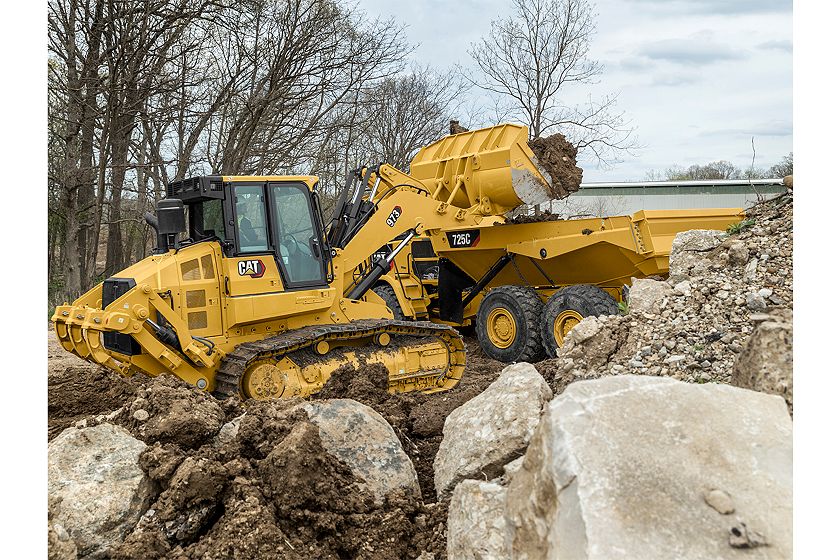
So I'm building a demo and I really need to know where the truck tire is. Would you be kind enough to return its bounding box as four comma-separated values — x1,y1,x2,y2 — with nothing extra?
373,285,407,320
540,284,619,357
477,286,546,363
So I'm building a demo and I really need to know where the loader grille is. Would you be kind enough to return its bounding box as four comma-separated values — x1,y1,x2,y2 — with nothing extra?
188,311,208,329
102,278,142,356
186,290,206,308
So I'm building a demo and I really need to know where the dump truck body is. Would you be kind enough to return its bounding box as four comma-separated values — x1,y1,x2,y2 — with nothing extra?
376,207,743,322
432,208,743,296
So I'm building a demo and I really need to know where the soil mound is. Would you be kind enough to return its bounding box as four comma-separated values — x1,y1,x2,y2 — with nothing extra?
102,381,435,560
49,335,504,559
48,364,142,440
528,133,583,199
505,209,561,224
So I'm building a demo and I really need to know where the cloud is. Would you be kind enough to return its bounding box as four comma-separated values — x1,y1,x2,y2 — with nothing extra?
757,39,793,53
626,0,791,15
618,58,655,71
638,38,743,65
700,120,793,138
650,74,700,87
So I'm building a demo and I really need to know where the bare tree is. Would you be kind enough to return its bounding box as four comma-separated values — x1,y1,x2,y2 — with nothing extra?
466,0,637,165
769,152,793,177
355,67,464,170
48,0,108,299
204,0,408,175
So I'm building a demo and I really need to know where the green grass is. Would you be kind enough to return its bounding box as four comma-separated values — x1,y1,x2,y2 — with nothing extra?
726,218,756,235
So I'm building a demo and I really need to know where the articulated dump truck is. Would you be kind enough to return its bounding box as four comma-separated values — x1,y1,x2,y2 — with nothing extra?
53,123,743,399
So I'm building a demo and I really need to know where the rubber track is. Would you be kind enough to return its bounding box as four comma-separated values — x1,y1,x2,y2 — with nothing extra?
212,319,464,399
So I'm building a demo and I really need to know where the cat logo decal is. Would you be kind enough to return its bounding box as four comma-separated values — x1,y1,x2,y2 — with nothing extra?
237,259,265,278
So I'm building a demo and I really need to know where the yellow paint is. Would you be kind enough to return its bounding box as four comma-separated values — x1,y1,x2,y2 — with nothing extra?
52,122,744,398
486,307,517,349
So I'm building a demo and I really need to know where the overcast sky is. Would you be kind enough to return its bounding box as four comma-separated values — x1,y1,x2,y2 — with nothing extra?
354,0,792,181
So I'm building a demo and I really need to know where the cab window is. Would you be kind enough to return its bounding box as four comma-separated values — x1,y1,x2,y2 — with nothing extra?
271,184,323,285
234,185,269,252
202,199,224,239
186,199,224,241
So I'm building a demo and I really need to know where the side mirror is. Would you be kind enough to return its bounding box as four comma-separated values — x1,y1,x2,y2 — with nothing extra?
157,198,186,235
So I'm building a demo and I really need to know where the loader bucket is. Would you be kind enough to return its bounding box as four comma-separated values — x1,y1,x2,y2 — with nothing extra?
409,124,553,216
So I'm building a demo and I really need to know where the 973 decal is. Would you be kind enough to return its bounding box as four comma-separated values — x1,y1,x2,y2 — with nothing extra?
386,206,402,227
446,229,481,248
237,259,265,278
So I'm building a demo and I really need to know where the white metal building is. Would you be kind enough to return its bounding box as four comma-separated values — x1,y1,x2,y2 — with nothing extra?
538,179,787,217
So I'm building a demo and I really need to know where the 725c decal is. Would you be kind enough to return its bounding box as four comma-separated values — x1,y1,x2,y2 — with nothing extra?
446,229,480,248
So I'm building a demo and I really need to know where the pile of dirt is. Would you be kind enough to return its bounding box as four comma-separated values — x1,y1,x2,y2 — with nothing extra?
48,365,143,440
504,209,562,224
48,334,505,559
48,330,149,440
64,375,432,560
528,133,584,199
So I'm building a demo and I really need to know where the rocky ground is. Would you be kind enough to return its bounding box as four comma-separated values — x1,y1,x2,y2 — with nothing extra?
47,334,504,560
536,192,793,413
47,193,792,559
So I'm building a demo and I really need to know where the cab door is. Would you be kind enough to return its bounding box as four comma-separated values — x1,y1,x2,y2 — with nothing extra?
267,181,328,288
221,181,333,327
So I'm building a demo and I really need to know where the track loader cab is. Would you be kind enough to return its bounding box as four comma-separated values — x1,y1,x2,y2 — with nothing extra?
166,175,330,292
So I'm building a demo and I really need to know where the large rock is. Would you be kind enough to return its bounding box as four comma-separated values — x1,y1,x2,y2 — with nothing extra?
732,320,793,414
671,229,727,254
434,363,552,499
628,278,672,315
299,399,421,504
447,480,509,560
506,376,792,560
563,315,601,348
669,229,725,280
48,423,155,559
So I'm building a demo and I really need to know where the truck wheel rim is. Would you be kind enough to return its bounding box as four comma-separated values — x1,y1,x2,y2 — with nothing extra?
553,310,583,346
487,308,516,349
